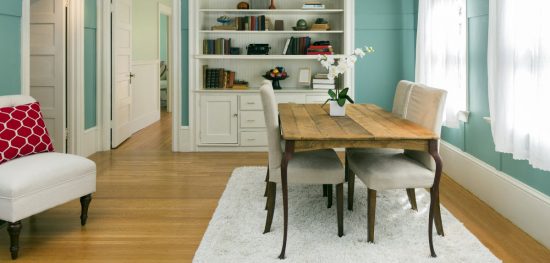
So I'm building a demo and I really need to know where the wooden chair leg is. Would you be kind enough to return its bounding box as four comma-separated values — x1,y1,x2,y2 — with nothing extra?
336,183,344,237
367,189,377,243
80,194,92,226
323,184,328,197
431,188,444,236
347,165,355,211
7,221,22,260
406,188,418,211
263,182,277,234
326,185,333,208
264,169,269,197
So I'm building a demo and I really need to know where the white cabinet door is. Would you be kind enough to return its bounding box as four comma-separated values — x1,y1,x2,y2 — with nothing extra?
200,95,238,144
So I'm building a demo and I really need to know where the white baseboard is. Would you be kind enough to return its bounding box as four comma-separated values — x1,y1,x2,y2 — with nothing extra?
440,141,550,249
81,127,99,157
178,126,192,152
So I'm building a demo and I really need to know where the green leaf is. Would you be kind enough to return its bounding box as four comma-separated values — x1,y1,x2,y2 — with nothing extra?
328,89,337,99
322,98,331,107
337,98,346,107
339,88,349,99
346,95,355,104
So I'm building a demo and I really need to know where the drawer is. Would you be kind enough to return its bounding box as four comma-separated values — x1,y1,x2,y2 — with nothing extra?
275,94,306,104
306,95,330,104
240,95,263,110
240,111,266,128
240,131,268,146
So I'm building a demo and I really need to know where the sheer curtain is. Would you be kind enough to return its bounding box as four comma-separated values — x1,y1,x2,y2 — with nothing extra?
416,0,467,128
488,0,550,171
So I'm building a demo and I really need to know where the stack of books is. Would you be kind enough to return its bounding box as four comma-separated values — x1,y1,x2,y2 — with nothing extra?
203,38,232,55
312,73,336,90
235,16,267,31
302,2,326,9
203,66,236,89
283,37,312,55
307,44,334,55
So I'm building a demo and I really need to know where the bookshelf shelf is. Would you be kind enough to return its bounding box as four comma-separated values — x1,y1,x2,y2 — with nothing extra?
200,30,344,34
199,9,345,14
194,54,346,60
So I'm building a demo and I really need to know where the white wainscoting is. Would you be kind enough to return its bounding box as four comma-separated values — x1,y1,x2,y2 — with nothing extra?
131,60,161,134
441,141,550,248
81,127,99,157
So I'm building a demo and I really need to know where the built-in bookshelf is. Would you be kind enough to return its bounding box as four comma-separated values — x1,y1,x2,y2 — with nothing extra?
188,0,354,150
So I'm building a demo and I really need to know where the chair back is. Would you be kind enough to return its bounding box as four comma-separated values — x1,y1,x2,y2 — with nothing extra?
392,80,414,118
404,84,447,171
0,95,36,108
259,81,283,170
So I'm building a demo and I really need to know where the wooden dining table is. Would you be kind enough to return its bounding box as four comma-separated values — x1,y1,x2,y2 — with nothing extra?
277,103,443,259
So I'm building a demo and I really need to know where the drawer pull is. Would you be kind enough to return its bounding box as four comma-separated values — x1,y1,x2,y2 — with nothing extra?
247,138,256,141
247,102,256,105
246,120,255,122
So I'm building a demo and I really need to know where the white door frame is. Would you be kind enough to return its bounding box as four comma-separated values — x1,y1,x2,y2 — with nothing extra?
99,0,182,151
20,0,85,155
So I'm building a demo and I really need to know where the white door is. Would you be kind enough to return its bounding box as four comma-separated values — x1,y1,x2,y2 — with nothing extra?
200,95,238,144
30,0,65,152
111,0,134,148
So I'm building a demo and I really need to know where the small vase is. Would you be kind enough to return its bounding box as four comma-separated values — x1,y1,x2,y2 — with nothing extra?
269,0,276,9
329,101,346,116
272,79,282,90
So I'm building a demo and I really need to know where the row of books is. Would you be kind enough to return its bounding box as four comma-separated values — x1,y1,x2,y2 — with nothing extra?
203,38,232,55
235,16,267,31
302,2,326,9
307,45,334,55
312,73,336,90
283,37,311,55
203,66,236,89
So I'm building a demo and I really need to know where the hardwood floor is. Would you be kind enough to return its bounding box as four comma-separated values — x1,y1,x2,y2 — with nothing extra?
1,113,549,262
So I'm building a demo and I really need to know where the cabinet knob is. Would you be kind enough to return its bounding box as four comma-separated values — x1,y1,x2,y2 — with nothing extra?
233,113,238,117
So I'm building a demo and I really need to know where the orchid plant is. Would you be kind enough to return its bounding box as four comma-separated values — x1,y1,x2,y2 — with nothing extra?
318,46,375,106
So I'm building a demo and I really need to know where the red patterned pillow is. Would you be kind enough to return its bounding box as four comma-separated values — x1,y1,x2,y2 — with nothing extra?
0,102,54,164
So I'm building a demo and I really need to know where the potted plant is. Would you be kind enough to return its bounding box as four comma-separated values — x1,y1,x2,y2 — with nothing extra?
318,46,374,116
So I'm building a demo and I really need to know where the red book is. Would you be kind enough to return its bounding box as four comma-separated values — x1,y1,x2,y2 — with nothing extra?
307,51,334,55
251,16,256,31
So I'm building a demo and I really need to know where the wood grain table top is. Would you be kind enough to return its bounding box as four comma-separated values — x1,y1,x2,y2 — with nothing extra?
278,103,439,141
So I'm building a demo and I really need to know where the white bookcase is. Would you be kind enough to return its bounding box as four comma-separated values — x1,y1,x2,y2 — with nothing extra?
188,0,354,151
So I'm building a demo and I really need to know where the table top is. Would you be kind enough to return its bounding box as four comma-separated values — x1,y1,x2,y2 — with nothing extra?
278,103,439,141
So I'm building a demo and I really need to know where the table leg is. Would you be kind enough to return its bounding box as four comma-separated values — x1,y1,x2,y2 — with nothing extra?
279,140,295,259
428,140,443,258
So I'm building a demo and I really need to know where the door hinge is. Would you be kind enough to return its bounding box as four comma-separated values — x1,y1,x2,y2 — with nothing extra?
65,128,70,140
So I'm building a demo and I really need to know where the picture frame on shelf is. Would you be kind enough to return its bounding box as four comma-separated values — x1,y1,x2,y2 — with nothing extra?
298,68,312,86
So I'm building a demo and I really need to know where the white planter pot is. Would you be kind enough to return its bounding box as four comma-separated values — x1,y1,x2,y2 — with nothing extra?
329,101,346,117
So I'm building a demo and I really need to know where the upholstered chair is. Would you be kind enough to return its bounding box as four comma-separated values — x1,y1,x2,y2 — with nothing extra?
346,84,447,243
345,80,415,210
0,95,96,260
259,81,346,237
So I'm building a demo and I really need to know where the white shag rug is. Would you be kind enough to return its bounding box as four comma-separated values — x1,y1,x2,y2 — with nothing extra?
193,167,500,263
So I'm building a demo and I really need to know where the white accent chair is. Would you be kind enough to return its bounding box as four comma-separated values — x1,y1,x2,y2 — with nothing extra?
346,84,447,244
345,80,415,210
259,81,346,237
0,95,96,260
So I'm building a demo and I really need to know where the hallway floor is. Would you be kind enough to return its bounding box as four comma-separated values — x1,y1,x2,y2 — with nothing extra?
0,114,549,262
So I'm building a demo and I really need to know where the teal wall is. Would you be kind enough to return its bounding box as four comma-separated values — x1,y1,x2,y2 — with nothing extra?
0,0,22,96
160,14,169,62
84,0,97,129
440,0,550,196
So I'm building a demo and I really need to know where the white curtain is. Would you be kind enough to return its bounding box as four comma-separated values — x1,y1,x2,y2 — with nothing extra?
416,0,467,128
488,0,550,171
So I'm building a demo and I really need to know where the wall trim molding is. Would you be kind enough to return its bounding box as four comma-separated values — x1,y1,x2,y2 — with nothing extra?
440,141,550,248
82,127,99,157
178,126,192,152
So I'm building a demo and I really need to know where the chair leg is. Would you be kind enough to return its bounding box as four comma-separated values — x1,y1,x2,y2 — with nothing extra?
323,184,328,197
80,194,92,226
347,164,355,211
336,183,344,237
431,188,444,236
406,188,418,211
326,185,333,208
264,169,269,197
263,182,277,234
7,221,22,260
367,189,377,243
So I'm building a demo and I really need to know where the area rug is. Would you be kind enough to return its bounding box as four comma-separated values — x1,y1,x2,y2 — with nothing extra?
193,167,500,263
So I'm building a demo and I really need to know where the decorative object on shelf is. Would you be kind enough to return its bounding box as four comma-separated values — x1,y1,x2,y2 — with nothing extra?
203,66,237,89
235,15,267,31
237,2,250,9
298,68,312,86
269,0,276,9
283,37,311,55
233,80,249,90
217,16,232,25
263,66,288,90
251,0,269,9
319,46,375,116
311,18,331,31
247,44,271,55
274,20,284,31
230,47,242,55
307,42,333,55
293,19,309,31
302,1,326,9
312,73,335,90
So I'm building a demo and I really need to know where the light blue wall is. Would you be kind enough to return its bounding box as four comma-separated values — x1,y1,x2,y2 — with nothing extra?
160,14,169,62
84,0,97,129
440,0,550,196
0,0,22,96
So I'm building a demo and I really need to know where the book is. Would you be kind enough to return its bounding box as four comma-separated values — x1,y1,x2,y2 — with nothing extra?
282,38,291,55
312,83,336,90
312,78,335,84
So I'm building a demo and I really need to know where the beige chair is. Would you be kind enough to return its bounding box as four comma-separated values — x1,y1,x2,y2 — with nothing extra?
345,80,415,210
0,95,96,260
346,84,447,245
260,81,346,237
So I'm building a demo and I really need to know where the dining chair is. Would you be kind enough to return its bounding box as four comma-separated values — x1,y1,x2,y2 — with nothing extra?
345,80,415,210
346,83,447,243
260,81,346,237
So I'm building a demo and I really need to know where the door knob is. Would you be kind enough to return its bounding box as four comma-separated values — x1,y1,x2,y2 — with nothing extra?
129,73,136,84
